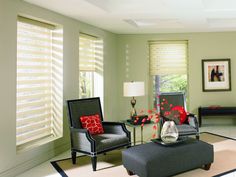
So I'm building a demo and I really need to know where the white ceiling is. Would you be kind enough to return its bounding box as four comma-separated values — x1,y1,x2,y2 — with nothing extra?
24,0,236,34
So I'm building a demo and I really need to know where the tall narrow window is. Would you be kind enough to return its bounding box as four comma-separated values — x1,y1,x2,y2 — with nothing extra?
16,16,63,150
79,33,103,104
149,41,188,107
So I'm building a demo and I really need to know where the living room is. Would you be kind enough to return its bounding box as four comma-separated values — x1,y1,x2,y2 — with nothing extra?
1,0,236,177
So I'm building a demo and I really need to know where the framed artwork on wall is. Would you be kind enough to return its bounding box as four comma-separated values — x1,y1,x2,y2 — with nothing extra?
202,58,231,92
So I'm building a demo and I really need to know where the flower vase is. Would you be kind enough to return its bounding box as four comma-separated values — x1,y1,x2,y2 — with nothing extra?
161,121,179,143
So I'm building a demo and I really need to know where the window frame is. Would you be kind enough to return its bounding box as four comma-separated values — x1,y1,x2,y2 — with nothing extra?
148,40,189,109
78,33,104,107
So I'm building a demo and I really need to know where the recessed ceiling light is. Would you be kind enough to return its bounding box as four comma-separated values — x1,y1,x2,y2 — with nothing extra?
124,18,182,28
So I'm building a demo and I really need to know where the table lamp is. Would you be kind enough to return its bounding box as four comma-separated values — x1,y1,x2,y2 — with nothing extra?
123,81,145,118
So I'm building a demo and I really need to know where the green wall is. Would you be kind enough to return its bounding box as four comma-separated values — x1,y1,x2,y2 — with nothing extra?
1,0,236,176
117,33,236,119
0,0,118,176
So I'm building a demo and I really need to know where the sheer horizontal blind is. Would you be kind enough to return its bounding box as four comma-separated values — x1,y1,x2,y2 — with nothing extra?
79,33,103,73
149,41,188,75
17,16,63,148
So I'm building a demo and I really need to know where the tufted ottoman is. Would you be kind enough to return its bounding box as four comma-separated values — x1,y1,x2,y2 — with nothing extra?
122,139,214,177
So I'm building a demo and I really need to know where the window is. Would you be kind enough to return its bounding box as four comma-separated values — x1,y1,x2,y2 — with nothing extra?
79,33,103,103
149,41,188,107
16,16,63,150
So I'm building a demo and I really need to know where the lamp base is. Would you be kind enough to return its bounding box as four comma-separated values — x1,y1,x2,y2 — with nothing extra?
130,97,137,118
130,108,137,118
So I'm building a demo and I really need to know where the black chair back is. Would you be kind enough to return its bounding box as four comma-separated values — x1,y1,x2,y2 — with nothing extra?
159,92,186,116
67,97,103,129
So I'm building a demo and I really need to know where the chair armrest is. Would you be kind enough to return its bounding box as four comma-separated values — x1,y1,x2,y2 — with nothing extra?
159,116,166,134
70,127,96,152
159,116,164,125
187,114,199,131
102,122,131,140
160,114,199,131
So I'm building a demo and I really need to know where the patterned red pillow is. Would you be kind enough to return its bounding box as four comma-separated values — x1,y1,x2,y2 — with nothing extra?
171,106,187,124
80,114,104,135
163,106,187,125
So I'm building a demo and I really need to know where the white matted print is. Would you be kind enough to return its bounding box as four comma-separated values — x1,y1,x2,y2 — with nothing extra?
202,59,231,91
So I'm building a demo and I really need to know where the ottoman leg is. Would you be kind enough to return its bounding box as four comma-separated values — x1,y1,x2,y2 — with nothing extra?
126,169,135,176
202,163,211,170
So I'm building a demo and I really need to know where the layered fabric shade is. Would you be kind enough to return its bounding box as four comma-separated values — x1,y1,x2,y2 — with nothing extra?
16,16,63,148
149,41,188,75
79,33,103,74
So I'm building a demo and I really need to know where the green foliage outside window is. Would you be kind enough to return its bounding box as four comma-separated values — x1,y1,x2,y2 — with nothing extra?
153,74,188,107
159,74,187,93
79,72,93,98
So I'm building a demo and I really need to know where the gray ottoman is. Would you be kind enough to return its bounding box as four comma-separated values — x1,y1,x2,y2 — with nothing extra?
122,139,214,177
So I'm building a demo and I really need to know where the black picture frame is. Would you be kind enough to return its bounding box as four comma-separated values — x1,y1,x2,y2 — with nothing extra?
202,58,231,92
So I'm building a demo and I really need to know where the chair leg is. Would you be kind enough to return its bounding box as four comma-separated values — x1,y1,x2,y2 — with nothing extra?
91,156,97,171
196,134,200,140
71,151,76,164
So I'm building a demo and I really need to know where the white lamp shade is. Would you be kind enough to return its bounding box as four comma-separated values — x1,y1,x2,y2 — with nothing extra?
123,81,145,97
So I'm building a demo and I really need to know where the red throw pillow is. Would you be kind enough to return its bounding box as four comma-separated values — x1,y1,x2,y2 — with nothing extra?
171,106,187,124
80,114,104,135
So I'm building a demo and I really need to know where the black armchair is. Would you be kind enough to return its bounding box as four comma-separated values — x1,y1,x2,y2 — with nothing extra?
159,92,199,139
67,97,131,171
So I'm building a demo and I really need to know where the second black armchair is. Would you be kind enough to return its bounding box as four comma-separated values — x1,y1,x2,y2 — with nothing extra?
67,97,131,171
159,92,199,140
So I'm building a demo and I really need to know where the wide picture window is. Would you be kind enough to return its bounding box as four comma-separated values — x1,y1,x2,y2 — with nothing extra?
16,16,63,151
149,41,188,107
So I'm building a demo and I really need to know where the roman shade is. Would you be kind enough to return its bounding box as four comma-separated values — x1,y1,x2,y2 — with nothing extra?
149,41,188,75
79,33,103,73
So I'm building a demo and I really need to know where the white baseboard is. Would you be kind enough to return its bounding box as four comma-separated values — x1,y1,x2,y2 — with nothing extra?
0,142,70,177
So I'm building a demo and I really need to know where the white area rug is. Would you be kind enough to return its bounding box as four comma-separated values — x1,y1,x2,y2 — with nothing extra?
51,132,236,177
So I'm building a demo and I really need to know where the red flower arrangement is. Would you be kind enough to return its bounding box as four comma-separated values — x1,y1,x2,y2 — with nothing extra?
132,108,160,139
132,95,189,139
159,97,188,125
